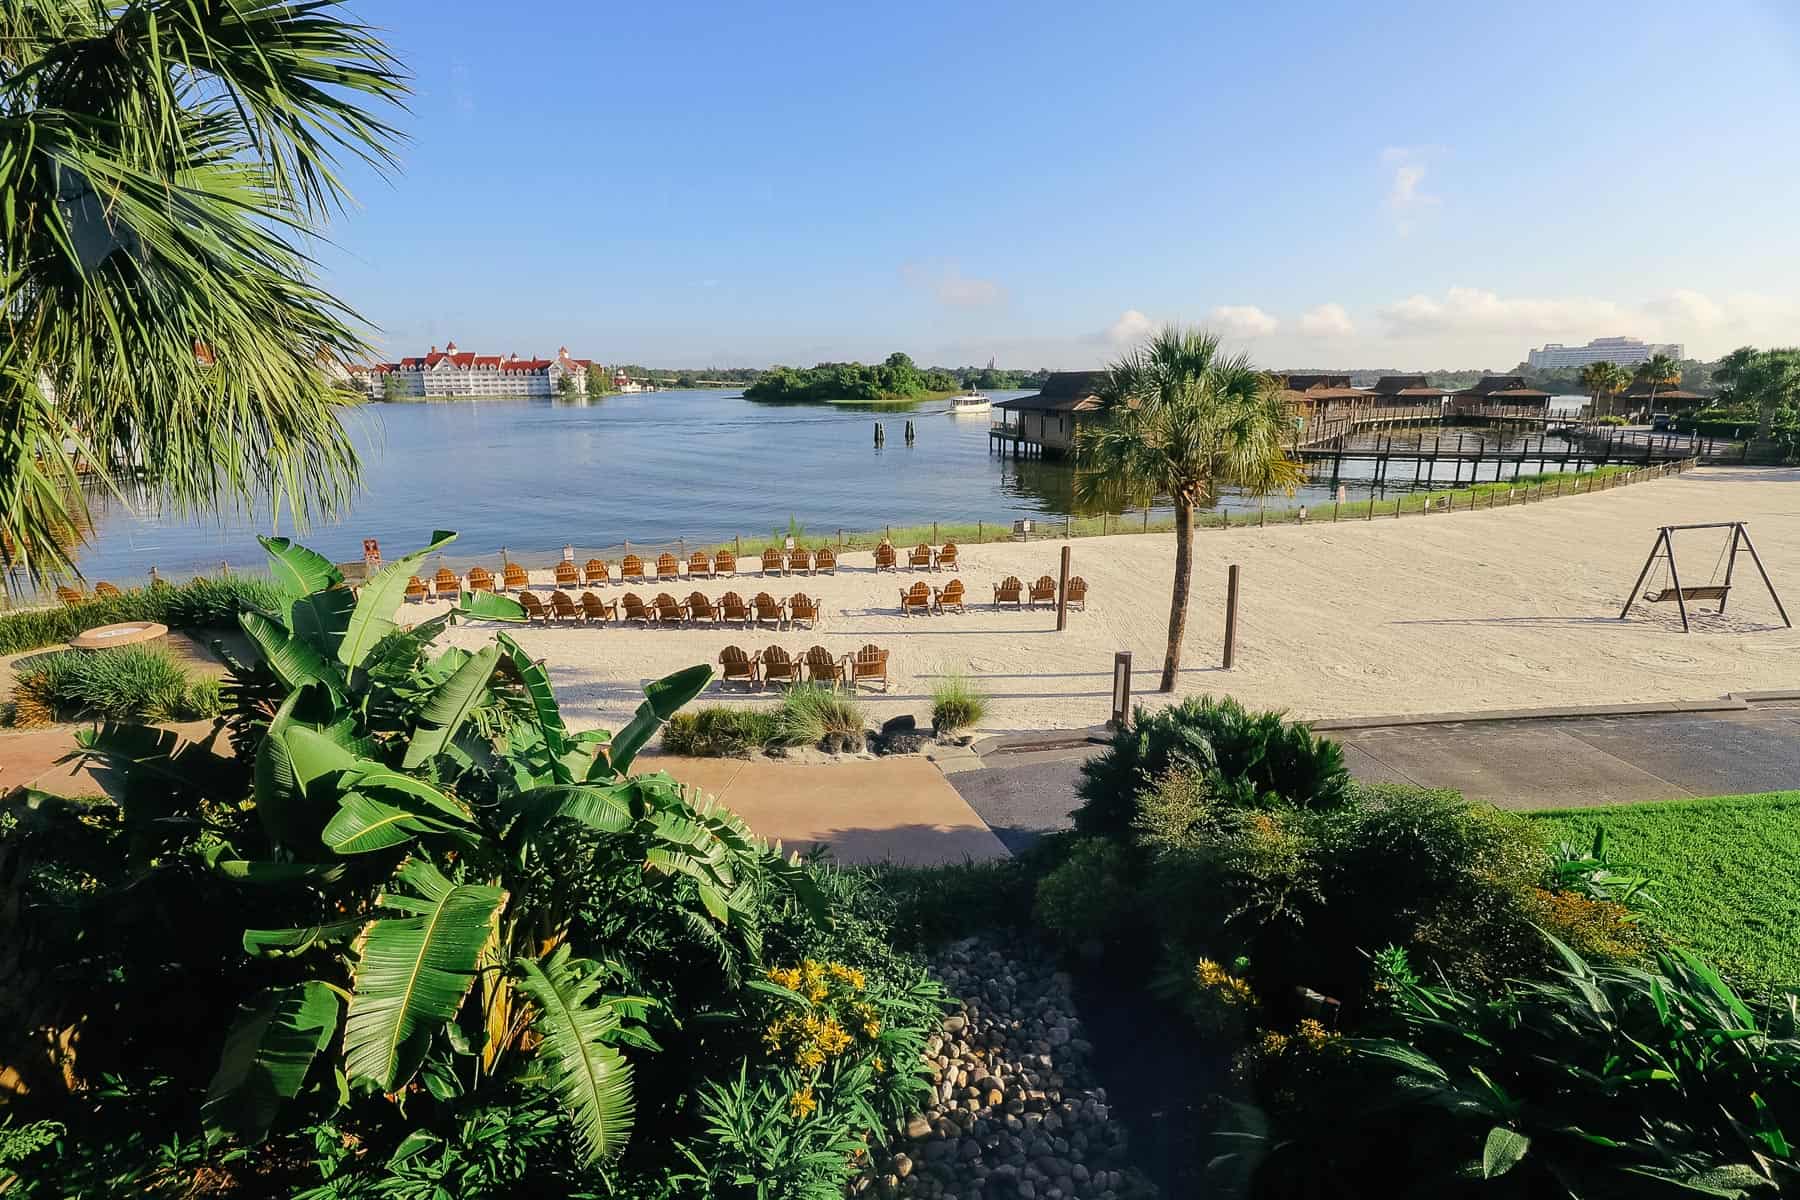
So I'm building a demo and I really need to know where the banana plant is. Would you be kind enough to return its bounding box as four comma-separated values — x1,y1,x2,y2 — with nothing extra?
65,532,825,1160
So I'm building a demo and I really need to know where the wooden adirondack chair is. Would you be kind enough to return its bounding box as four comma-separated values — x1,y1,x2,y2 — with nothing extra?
404,575,430,603
518,591,551,623
788,547,813,575
549,590,582,623
899,581,932,616
553,561,580,590
993,576,1023,608
620,554,647,583
687,592,720,626
1028,575,1057,607
761,645,800,687
909,543,933,570
656,553,681,582
714,549,737,576
720,591,751,626
621,592,654,626
848,644,889,692
688,551,713,579
503,562,531,592
935,542,959,571
753,592,785,628
652,592,686,625
873,542,897,571
761,547,785,576
467,567,496,593
584,558,610,586
719,645,759,690
803,645,845,689
787,593,821,629
580,591,618,623
433,567,460,597
814,546,837,574
1064,576,1088,610
55,585,85,607
94,581,124,599
933,579,966,614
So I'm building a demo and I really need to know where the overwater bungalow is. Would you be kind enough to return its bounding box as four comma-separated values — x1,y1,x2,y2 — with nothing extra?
990,370,1109,457
1618,383,1708,417
1277,373,1371,441
1449,375,1553,416
1367,374,1451,410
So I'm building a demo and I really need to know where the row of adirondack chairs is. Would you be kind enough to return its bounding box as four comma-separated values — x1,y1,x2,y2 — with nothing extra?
873,542,958,572
898,574,1087,614
718,644,889,692
510,590,825,630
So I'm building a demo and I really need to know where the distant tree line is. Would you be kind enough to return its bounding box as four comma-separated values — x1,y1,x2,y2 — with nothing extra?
743,353,961,403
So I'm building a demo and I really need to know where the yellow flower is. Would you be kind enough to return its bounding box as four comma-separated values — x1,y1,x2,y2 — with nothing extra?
828,963,867,990
797,1046,826,1069
789,1087,817,1118
863,1019,882,1038
817,1018,853,1057
872,1055,886,1074
766,966,801,990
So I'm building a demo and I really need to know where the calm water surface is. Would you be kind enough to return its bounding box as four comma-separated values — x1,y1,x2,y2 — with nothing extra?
63,390,1595,583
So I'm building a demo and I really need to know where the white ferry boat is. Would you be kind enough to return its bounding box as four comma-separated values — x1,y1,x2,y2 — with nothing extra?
947,391,991,414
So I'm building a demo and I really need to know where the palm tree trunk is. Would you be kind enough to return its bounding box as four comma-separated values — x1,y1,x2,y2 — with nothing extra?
1160,497,1194,692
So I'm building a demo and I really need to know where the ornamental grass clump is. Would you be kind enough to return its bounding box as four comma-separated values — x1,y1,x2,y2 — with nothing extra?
8,646,210,727
929,669,989,734
661,705,782,756
776,684,865,749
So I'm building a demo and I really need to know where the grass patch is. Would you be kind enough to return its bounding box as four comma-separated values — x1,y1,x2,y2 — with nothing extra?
930,668,989,734
662,706,782,757
774,684,865,749
9,646,219,727
1531,791,1800,994
0,574,280,656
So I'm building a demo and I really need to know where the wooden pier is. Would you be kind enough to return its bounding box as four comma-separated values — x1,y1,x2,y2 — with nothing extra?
1296,427,1742,488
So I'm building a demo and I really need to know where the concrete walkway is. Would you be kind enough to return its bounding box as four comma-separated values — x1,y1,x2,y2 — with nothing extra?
946,696,1800,852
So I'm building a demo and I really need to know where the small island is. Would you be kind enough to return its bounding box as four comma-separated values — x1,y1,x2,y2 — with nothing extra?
743,352,962,407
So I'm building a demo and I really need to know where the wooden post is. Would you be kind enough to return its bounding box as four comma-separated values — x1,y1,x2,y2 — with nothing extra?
1222,564,1240,669
1056,545,1071,632
932,521,938,545
1111,651,1133,729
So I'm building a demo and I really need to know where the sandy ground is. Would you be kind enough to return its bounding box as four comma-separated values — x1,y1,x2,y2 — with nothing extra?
424,467,1800,734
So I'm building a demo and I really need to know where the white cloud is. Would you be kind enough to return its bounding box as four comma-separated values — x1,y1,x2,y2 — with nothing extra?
900,261,1006,308
1378,287,1623,337
1642,289,1728,329
1299,302,1355,338
1102,308,1158,346
1381,146,1443,234
1207,304,1279,338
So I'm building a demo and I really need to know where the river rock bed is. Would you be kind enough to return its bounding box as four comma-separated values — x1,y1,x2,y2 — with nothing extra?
853,937,1154,1200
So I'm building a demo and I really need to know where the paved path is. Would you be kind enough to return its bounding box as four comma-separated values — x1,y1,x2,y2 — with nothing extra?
946,699,1800,853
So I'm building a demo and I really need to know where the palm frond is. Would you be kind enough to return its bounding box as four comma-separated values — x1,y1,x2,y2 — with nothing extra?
514,946,638,1166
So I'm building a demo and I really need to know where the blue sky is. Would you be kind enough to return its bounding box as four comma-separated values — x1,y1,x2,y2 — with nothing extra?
320,0,1800,370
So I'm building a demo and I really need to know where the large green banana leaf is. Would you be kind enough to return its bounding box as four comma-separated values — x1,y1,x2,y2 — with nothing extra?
259,535,344,598
402,644,500,769
495,631,569,756
344,859,506,1091
511,783,635,837
603,664,713,774
243,920,365,957
456,590,527,622
514,947,637,1165
241,609,346,695
202,980,340,1144
290,584,356,661
338,530,457,669
321,792,467,855
256,685,368,852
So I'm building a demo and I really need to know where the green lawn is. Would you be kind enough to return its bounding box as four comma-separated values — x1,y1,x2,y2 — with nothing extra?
1532,791,1800,995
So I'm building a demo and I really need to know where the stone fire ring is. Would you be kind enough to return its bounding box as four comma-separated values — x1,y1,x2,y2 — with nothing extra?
70,621,169,651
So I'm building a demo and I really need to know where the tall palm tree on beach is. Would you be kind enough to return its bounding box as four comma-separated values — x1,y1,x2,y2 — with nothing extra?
0,0,407,583
1578,361,1629,418
1634,353,1681,420
1075,325,1303,693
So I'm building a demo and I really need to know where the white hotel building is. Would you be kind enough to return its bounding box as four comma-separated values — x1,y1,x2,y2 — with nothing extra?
349,341,597,399
1526,336,1684,370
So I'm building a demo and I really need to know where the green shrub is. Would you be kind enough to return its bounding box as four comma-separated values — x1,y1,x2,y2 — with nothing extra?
870,856,1039,946
776,684,866,749
0,574,279,656
929,669,989,734
661,705,782,756
1033,836,1143,948
177,676,224,720
1588,413,1630,426
8,646,199,726
1075,696,1350,835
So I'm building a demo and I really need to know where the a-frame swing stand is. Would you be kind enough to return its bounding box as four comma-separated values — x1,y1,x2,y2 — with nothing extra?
1618,522,1791,633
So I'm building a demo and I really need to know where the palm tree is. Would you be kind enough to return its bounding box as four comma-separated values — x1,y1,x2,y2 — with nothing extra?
1076,325,1303,692
1578,361,1629,418
1,0,407,584
1634,353,1681,421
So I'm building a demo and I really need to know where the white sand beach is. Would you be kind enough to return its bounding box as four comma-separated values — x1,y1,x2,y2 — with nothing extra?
428,467,1800,733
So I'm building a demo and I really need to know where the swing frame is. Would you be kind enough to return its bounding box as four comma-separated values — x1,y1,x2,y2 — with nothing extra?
1618,522,1791,633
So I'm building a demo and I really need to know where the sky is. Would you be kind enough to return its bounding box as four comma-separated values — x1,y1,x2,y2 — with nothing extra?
317,0,1800,371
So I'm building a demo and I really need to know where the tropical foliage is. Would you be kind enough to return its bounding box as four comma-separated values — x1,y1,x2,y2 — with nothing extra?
1577,360,1630,417
1714,345,1800,444
1077,326,1303,690
2,531,945,1195
6,644,220,726
0,0,407,582
744,353,958,404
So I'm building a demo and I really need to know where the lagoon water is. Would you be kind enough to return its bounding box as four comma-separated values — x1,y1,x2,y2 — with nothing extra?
61,389,1592,583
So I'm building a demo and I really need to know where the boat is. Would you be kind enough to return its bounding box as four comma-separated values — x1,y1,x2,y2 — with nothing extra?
947,391,991,414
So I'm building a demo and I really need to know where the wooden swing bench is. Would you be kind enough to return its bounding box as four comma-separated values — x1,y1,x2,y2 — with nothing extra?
1645,584,1730,604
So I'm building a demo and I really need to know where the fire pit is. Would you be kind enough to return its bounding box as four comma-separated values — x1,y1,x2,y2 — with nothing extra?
70,621,169,651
